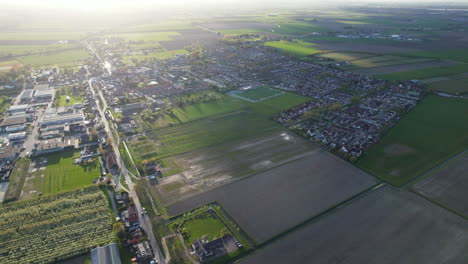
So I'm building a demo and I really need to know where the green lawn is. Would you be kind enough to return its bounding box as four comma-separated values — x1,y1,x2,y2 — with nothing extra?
58,94,83,106
234,86,283,101
375,64,468,81
175,211,227,245
18,48,89,66
265,40,321,57
357,95,468,186
26,151,102,195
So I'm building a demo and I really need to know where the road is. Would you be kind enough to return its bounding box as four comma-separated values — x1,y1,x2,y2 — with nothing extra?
87,77,165,264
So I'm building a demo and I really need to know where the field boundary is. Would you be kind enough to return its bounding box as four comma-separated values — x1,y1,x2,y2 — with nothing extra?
232,183,385,263
402,149,468,189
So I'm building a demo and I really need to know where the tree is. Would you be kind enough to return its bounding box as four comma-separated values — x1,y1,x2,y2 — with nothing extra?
113,222,126,239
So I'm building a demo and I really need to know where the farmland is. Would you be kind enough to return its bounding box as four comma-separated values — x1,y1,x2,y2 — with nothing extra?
154,129,315,203
21,151,102,199
0,186,114,264
264,40,321,57
357,95,468,186
18,48,89,67
112,31,181,42
2,158,31,203
375,63,468,81
0,43,81,57
130,92,310,161
230,86,284,102
412,151,468,217
167,150,377,243
239,186,468,264
123,49,189,64
398,49,468,63
425,74,468,94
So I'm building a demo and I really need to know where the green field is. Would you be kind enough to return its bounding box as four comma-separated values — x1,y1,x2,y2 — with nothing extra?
123,49,189,64
130,92,310,161
265,40,321,57
426,75,468,94
375,64,468,81
265,22,326,35
398,49,468,63
120,21,196,31
113,31,181,42
0,43,81,57
2,158,31,203
233,86,283,101
0,32,84,40
18,48,89,66
176,211,227,244
22,151,102,197
358,95,468,186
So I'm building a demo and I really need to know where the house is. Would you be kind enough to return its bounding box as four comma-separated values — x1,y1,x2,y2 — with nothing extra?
127,205,139,226
135,241,153,262
90,243,121,264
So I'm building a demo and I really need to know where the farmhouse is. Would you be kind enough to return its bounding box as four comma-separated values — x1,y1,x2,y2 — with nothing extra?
90,243,121,264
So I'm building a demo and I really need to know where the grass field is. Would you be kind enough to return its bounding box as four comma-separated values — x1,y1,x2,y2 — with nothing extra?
358,95,468,186
58,94,83,106
239,186,468,264
113,31,181,42
0,95,11,115
18,48,89,66
123,49,189,64
265,22,326,35
2,158,31,203
130,92,310,161
232,86,283,101
21,151,102,198
0,43,81,57
265,40,321,57
375,63,468,81
174,210,226,244
398,49,468,63
426,75,468,94
0,32,84,40
412,151,468,217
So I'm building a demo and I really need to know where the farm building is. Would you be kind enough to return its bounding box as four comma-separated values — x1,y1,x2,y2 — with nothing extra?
90,243,121,264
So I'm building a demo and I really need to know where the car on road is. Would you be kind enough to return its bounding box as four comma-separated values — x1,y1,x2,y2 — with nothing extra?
235,241,243,248
141,207,147,216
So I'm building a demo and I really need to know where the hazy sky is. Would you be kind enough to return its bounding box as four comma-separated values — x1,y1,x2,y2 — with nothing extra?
0,0,463,10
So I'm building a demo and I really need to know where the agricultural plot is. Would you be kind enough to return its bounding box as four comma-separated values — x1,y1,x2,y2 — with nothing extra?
352,60,454,76
21,151,102,199
315,51,374,62
426,74,468,94
130,92,310,161
239,186,468,264
412,151,468,217
264,40,321,57
123,49,189,64
110,31,181,42
167,150,377,243
398,49,468,63
0,186,114,264
0,43,81,57
0,32,84,41
343,54,433,69
230,86,284,102
155,129,315,204
375,63,468,81
358,95,468,186
18,48,89,67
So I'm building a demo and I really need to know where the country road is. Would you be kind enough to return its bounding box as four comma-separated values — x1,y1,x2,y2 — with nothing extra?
85,43,165,263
